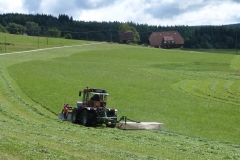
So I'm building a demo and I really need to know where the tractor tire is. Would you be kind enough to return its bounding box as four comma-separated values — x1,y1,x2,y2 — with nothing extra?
82,110,93,126
106,123,117,128
106,111,117,128
72,108,79,124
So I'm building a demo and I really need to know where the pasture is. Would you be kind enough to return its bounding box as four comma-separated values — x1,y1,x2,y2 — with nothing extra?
0,33,240,159
0,33,86,53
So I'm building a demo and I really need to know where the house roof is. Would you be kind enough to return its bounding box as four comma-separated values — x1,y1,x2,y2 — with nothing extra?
119,32,134,41
163,36,174,41
149,31,184,47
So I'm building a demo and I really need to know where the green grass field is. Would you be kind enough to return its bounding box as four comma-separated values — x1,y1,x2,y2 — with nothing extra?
0,33,240,159
0,32,87,53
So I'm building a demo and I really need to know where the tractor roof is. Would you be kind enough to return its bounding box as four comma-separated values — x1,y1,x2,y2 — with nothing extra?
84,87,108,95
90,92,109,96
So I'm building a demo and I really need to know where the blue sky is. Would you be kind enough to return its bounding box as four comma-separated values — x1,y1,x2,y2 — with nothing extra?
0,0,240,26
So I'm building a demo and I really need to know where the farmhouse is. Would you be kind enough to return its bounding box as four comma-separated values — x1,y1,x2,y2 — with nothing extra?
119,32,134,43
149,31,184,48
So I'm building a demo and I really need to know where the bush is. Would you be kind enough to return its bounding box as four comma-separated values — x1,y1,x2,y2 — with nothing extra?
64,33,72,39
47,28,60,38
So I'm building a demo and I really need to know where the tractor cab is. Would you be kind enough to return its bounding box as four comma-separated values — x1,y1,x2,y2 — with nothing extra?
79,87,109,108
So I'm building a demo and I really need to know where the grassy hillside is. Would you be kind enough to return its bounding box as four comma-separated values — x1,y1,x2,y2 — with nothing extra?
0,32,86,53
0,34,239,159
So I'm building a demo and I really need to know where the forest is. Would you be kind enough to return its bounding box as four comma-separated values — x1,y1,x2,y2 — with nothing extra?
0,13,240,49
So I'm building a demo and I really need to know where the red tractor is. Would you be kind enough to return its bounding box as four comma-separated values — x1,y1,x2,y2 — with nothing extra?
59,87,163,130
60,87,117,127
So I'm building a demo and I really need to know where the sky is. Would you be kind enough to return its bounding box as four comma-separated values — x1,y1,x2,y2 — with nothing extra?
0,0,240,26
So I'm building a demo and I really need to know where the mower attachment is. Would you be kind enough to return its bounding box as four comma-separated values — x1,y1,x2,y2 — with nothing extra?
117,116,163,130
58,104,73,121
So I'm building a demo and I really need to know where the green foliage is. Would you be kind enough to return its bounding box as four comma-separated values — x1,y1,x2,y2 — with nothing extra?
130,26,140,43
47,28,61,38
7,23,25,34
0,23,7,33
58,14,73,23
118,23,131,32
25,21,41,36
119,23,140,43
0,13,240,47
64,33,72,39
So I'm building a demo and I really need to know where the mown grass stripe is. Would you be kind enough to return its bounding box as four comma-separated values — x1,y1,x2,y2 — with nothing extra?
230,55,240,70
173,79,240,106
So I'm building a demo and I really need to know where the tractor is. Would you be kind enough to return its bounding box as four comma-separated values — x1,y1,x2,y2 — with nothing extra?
59,87,163,130
61,87,117,127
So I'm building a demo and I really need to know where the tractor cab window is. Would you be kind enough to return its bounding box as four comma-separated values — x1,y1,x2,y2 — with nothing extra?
100,94,107,102
82,92,88,104
90,93,100,101
89,93,107,102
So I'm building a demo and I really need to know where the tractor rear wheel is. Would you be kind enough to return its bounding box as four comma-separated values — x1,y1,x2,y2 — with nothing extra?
72,108,79,124
82,110,93,126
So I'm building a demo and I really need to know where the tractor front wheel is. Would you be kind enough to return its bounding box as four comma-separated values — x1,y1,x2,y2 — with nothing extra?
107,123,116,128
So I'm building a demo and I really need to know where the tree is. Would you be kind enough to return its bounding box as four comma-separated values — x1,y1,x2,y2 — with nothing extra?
130,26,140,43
119,23,131,33
25,21,41,36
64,33,72,39
7,23,25,34
2,13,240,48
119,23,140,44
0,23,7,33
47,28,61,38
58,14,69,23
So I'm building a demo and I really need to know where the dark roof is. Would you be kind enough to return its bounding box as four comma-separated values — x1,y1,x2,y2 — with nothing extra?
119,32,134,41
149,31,184,47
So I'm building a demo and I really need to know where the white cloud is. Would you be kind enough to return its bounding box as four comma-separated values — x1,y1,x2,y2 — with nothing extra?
171,1,240,26
38,0,58,14
78,0,162,24
0,0,239,26
0,0,27,14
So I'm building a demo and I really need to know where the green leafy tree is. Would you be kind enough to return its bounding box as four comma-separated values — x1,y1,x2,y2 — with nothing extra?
0,23,7,33
47,28,61,38
25,21,41,36
64,33,72,39
119,23,131,33
7,23,25,34
119,23,140,44
130,26,140,43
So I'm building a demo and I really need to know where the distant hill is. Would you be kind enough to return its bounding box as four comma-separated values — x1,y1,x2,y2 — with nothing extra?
224,23,240,28
0,13,240,49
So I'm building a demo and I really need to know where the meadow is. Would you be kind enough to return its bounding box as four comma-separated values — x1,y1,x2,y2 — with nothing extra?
0,33,240,159
0,33,86,53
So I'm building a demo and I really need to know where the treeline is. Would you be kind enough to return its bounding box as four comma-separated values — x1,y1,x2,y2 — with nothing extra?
0,13,240,49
